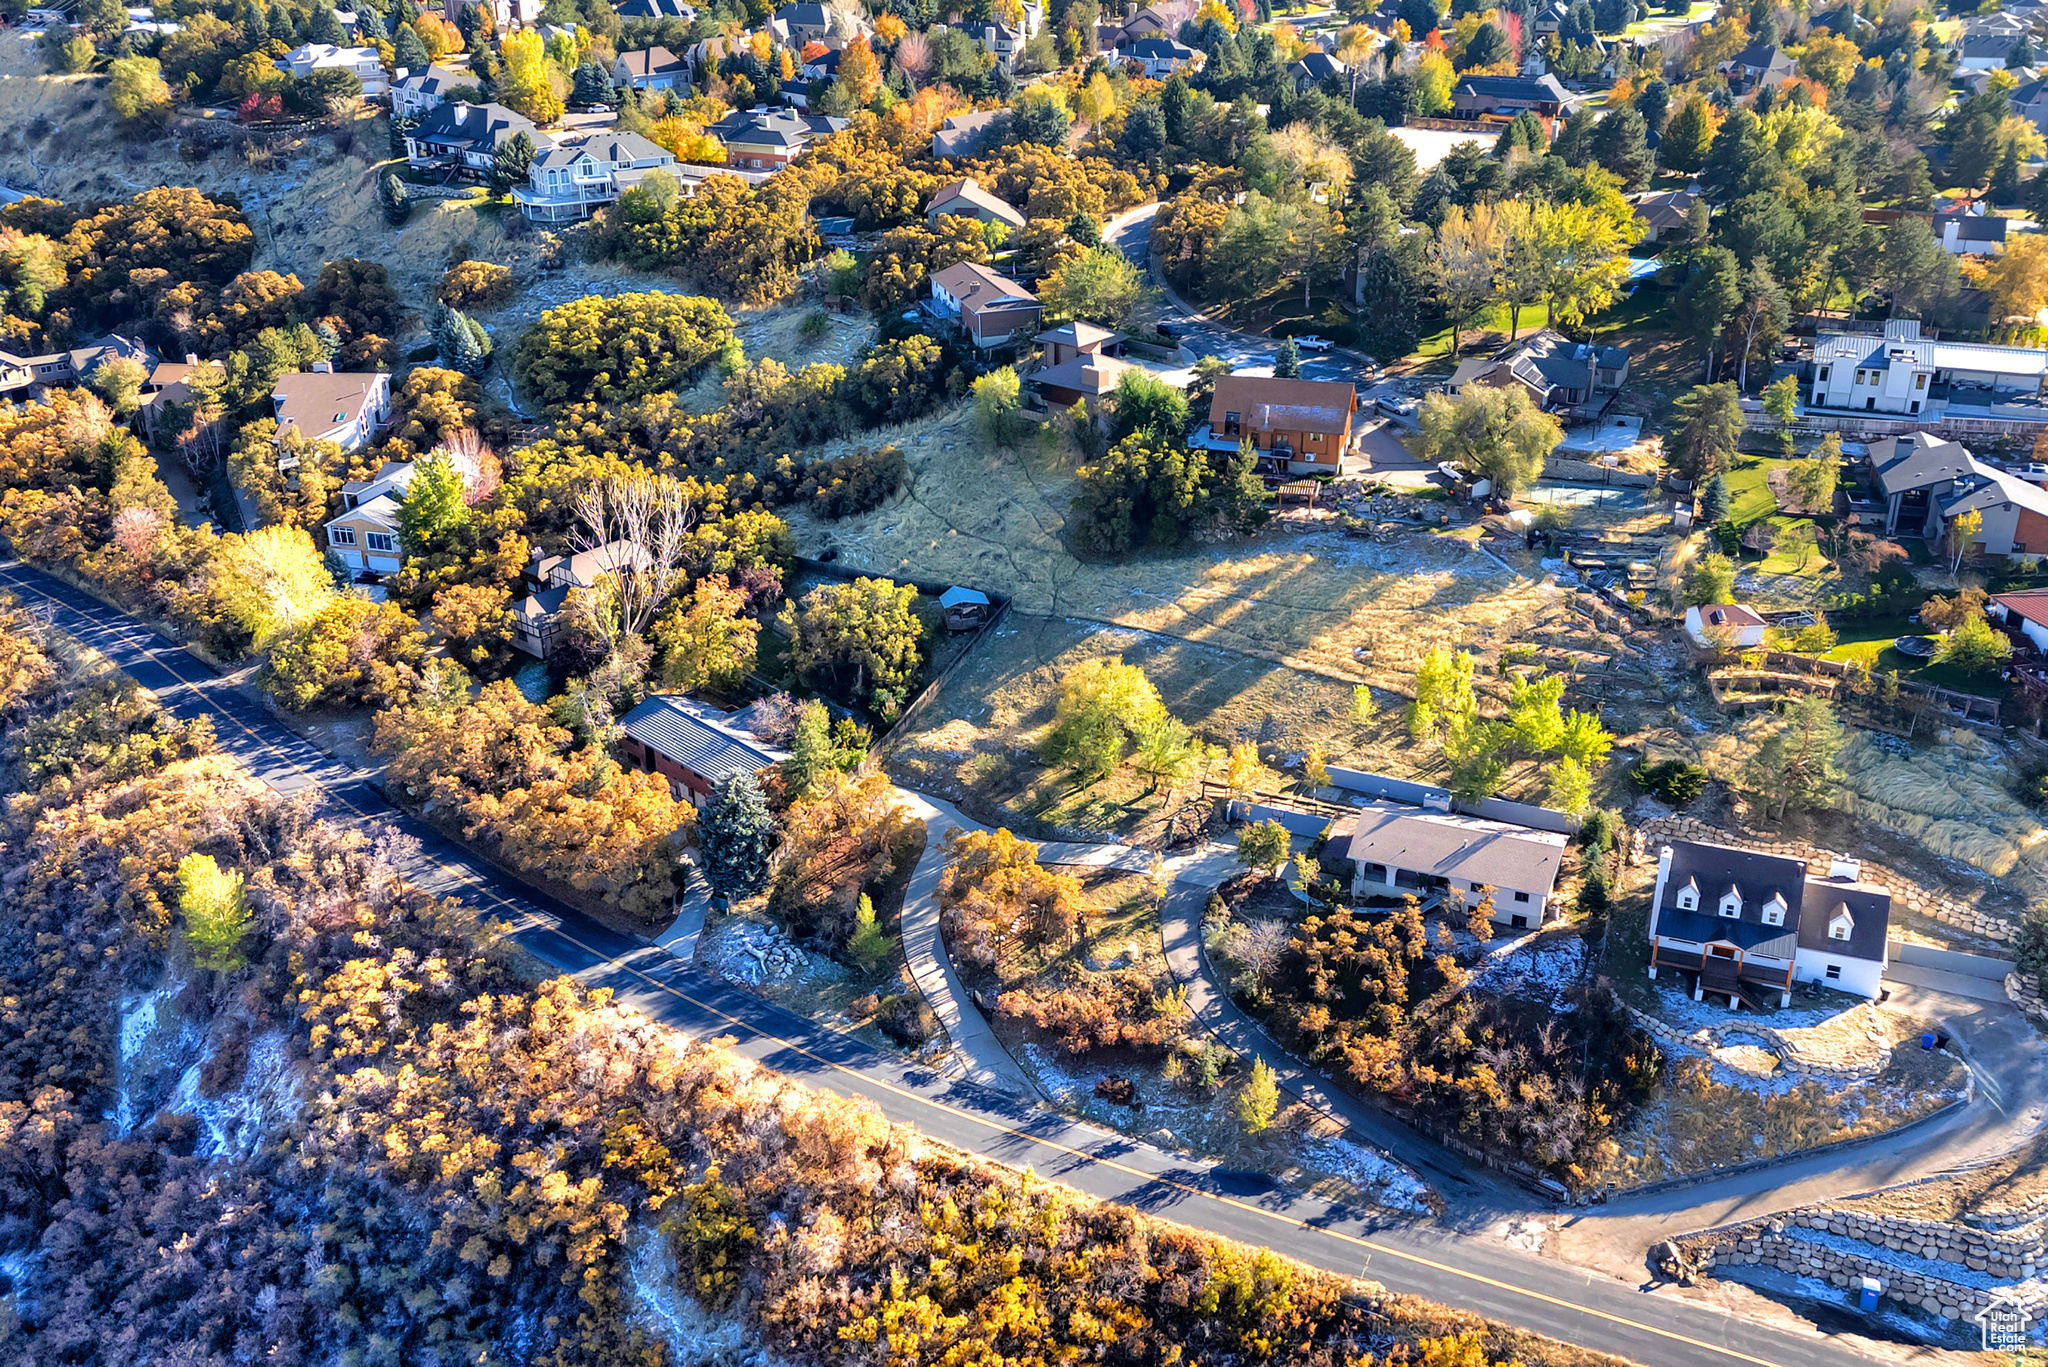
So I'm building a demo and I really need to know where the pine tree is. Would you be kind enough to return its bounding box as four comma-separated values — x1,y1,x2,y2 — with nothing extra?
491,130,536,191
393,21,431,72
1274,338,1301,378
441,306,490,374
178,852,252,973
268,2,294,40
1236,1057,1280,1132
241,0,269,49
308,3,347,43
701,772,776,898
847,893,889,971
572,59,614,106
1698,471,1730,524
378,168,412,224
782,701,833,799
1994,141,2024,207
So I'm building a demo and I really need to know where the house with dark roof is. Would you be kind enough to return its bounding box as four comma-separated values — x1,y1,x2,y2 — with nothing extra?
1119,36,1200,77
618,695,785,804
0,333,163,398
390,63,467,119
1631,187,1697,241
927,177,1026,231
929,262,1042,348
614,0,696,19
1199,374,1360,474
1863,430,1976,534
512,540,656,658
1031,321,1130,411
1450,73,1570,117
613,46,690,91
1935,209,2009,255
1649,839,1890,1005
1289,50,1346,92
403,101,539,178
932,108,1005,159
1336,801,1568,929
1960,31,2032,70
1723,41,1796,91
705,107,845,169
1447,329,1629,417
2012,76,2048,135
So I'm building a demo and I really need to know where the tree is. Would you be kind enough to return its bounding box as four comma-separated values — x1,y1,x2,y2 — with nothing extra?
1407,643,1476,739
1880,215,1959,318
571,470,699,655
1433,201,1502,358
1683,552,1736,605
1588,104,1653,190
1785,435,1840,514
1225,740,1261,795
379,169,413,225
1678,246,1742,378
513,291,735,405
1659,93,1714,173
1950,506,1985,573
492,130,539,192
499,30,565,123
1732,264,1788,394
1669,383,1743,483
1746,693,1843,820
701,771,776,898
1417,384,1563,499
572,60,615,106
1236,1057,1280,1133
1699,472,1730,525
1549,755,1593,817
847,893,890,972
214,524,335,645
1937,611,2013,676
107,57,174,122
782,701,837,799
263,597,432,711
1012,87,1072,145
1038,247,1153,329
307,3,347,42
838,33,882,105
398,449,470,558
653,578,760,693
973,367,1030,446
1980,235,2048,328
1761,374,1799,455
1236,818,1291,874
779,577,926,718
1041,654,1168,779
1274,338,1301,379
88,355,148,417
393,21,431,71
177,852,252,972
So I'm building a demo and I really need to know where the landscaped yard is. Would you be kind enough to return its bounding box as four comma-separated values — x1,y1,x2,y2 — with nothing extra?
1718,453,1837,579
1820,616,2008,695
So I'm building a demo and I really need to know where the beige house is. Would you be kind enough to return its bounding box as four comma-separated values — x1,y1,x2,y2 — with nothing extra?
927,177,1027,232
272,365,391,452
324,461,415,579
929,261,1042,348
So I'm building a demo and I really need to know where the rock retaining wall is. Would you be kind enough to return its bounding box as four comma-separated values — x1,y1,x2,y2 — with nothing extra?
1695,1226,2047,1323
1632,816,2015,944
1621,1003,1889,1083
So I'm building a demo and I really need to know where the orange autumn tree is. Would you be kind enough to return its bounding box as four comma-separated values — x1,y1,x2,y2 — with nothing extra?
837,33,881,106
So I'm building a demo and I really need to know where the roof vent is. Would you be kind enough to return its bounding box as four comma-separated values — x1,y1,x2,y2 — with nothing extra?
311,360,333,374
1828,856,1861,882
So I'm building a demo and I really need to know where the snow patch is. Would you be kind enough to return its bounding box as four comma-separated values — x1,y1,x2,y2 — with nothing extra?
1496,1217,1551,1252
1469,934,1587,1011
1292,1137,1431,1212
625,1222,795,1366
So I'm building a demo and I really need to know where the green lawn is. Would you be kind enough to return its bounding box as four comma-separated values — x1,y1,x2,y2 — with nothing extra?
1820,616,2002,694
1716,454,1836,578
1410,303,1556,367
1622,0,1714,36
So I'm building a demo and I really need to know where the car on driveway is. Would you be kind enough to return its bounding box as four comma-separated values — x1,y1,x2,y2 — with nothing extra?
1292,335,1333,351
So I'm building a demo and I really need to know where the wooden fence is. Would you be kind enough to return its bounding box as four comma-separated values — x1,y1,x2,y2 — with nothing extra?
1708,647,2002,727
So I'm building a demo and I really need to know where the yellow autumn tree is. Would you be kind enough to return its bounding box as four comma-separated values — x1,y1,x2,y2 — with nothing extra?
837,33,881,106
499,29,565,124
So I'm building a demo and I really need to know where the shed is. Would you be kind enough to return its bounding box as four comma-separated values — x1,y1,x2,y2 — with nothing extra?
940,585,991,630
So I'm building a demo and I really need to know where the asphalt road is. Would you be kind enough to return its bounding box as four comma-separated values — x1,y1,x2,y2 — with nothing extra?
0,559,1919,1367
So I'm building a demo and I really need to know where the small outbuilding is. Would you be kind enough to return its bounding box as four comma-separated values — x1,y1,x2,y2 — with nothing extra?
940,585,991,630
1683,603,1768,651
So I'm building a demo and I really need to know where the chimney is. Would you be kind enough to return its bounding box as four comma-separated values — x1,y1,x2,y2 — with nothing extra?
311,360,334,374
1257,402,1270,430
1828,856,1861,883
184,352,199,365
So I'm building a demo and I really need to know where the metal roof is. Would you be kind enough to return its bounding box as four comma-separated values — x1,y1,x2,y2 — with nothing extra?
619,696,780,786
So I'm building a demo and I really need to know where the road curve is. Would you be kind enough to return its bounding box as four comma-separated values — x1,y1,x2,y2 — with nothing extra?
0,560,1910,1367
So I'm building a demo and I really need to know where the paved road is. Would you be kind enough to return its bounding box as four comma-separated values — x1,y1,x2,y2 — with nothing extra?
0,560,1949,1367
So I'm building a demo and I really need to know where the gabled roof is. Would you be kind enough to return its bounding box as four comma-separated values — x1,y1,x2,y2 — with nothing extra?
1656,838,1805,934
532,131,671,169
1342,801,1567,895
707,107,845,146
1209,374,1358,435
1032,351,1131,397
1996,587,2048,630
1796,877,1890,963
615,46,688,76
392,63,465,96
1940,460,2048,520
1963,32,2031,58
1454,73,1570,102
1937,210,2010,243
774,1,830,24
931,260,1037,309
1633,188,1697,230
272,369,384,434
933,108,1005,157
335,491,402,531
1692,603,1767,629
1865,430,1977,496
614,0,696,18
1127,36,1196,58
619,695,781,787
1731,40,1794,71
928,176,1027,229
1036,320,1122,350
411,100,538,152
1292,51,1346,79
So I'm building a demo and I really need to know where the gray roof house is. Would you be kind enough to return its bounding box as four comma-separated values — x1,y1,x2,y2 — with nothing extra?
1934,210,2009,255
1338,801,1567,930
514,131,677,223
403,101,539,178
1290,50,1346,91
1649,839,1890,1006
618,695,785,802
932,108,1006,159
1724,40,1796,90
390,63,467,119
1809,319,2048,428
1448,328,1629,416
1451,73,1570,116
614,46,690,90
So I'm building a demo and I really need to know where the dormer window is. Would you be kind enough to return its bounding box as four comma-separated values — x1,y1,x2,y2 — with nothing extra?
1675,878,1699,912
1762,894,1786,927
1718,887,1742,918
1829,910,1854,941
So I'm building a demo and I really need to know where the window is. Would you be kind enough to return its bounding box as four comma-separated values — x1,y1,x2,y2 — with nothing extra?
1829,915,1852,940
366,532,397,553
1865,397,1875,411
1817,366,1829,383
1916,373,1928,390
1676,885,1697,911
1855,370,1866,384
1825,963,1841,980
1223,410,1241,436
328,525,357,546
1762,896,1786,927
1512,891,1530,903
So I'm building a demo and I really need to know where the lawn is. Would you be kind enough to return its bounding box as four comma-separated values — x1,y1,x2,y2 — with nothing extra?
1409,303,1556,369
1716,454,1836,579
1819,616,2006,694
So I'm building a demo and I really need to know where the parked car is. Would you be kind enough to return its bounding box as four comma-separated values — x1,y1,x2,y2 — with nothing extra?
1157,322,1182,340
1292,334,1333,351
583,104,613,113
1376,395,1418,420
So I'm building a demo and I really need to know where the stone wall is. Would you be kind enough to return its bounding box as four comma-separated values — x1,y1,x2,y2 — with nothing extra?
1632,815,2016,944
1621,1003,1890,1083
1689,1213,2048,1323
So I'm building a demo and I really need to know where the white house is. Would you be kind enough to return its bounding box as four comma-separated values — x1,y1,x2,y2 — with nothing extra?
1337,801,1567,930
513,132,678,222
271,365,391,452
276,43,389,96
389,63,467,118
1936,208,2008,255
1809,319,2048,420
1649,840,1889,1006
1683,602,1768,650
323,461,414,578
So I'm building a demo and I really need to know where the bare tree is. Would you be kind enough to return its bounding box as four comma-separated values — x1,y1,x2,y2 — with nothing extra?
570,471,697,657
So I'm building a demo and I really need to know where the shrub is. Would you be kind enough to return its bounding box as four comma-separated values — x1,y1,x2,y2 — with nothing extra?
437,259,515,309
797,445,905,518
1631,758,1707,805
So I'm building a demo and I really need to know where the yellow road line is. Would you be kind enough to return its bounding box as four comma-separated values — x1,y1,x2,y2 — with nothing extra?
17,574,1794,1367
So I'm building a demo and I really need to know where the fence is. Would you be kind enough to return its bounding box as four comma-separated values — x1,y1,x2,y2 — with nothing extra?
1326,764,1580,834
1541,456,1655,487
1745,648,2002,726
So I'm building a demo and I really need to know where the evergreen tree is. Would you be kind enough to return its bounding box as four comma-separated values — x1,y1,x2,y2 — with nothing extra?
307,3,347,43
701,771,776,898
1698,471,1730,524
445,311,490,374
1494,109,1547,158
267,1,294,39
782,701,834,799
847,893,889,971
1658,93,1712,173
2031,168,2048,228
1994,141,2024,207
378,168,412,224
1588,103,1653,190
241,0,270,49
393,21,431,71
1354,242,1426,359
1274,338,1301,378
177,853,252,973
572,59,614,105
491,130,536,191
398,449,470,556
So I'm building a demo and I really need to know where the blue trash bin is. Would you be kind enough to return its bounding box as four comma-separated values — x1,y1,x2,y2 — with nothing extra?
1922,1032,1936,1051
1858,1277,1882,1313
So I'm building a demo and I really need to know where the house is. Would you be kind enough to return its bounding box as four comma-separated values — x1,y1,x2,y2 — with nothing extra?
932,109,1006,159
514,132,677,222
323,461,415,578
1723,40,1796,91
1648,839,1890,1006
1863,430,1978,534
1631,187,1698,242
1448,329,1629,417
940,585,991,630
705,107,845,169
1530,0,1572,37
617,695,784,804
1289,50,1346,92
1960,31,2031,71
1031,321,1130,411
1811,320,2048,424
1117,36,1200,77
1993,589,2048,651
800,47,839,80
960,18,1031,66
614,0,696,19
270,365,391,452
1095,3,1177,50
1337,801,1567,930
1859,431,2048,557
1197,374,1359,474
1935,461,2048,559
928,261,1042,348
1450,73,1570,118
926,177,1026,232
772,1,833,44
404,101,540,177
276,43,388,96
0,333,161,397
1935,209,2008,255
389,63,466,118
135,354,226,442
1683,602,1769,650
684,34,739,80
2012,76,2048,135
445,0,541,27
512,540,656,657
613,46,690,91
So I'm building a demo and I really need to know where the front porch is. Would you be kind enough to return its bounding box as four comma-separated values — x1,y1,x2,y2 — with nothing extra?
1651,938,1794,1010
